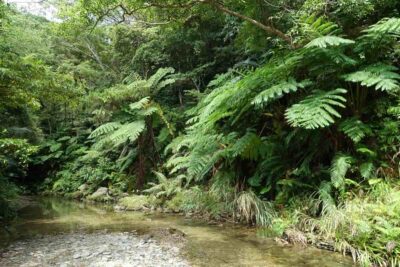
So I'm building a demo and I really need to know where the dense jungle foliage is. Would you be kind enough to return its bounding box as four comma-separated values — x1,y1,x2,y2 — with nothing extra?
1,0,400,265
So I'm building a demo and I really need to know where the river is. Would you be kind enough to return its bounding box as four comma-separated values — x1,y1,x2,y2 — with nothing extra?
0,197,354,266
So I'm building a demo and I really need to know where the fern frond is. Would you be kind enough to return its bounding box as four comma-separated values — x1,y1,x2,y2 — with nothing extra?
360,162,375,179
305,36,355,48
226,132,264,160
339,118,371,143
301,15,340,37
364,17,400,35
344,64,400,92
109,120,146,146
129,97,150,110
285,89,347,129
252,79,311,107
89,122,121,139
147,67,175,93
330,154,353,189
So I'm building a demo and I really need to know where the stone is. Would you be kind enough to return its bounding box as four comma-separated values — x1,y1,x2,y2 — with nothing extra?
78,184,89,192
88,187,110,201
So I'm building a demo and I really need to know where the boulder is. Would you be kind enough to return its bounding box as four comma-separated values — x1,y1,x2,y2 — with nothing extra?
78,184,89,192
88,187,111,201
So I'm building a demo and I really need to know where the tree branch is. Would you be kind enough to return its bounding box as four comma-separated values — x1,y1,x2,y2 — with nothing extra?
203,0,295,48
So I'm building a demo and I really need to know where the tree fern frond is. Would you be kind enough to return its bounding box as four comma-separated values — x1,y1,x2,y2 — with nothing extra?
344,64,400,92
339,118,371,143
147,67,175,93
301,15,340,37
89,122,121,139
252,79,311,107
129,97,150,110
226,132,264,160
330,154,353,190
109,120,146,146
364,17,400,35
360,162,375,179
285,89,347,129
305,36,355,48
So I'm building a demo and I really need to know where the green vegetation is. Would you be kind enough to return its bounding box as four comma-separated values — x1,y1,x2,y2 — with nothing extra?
1,0,400,265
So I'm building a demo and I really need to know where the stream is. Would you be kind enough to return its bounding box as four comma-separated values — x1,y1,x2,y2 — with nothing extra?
0,197,354,266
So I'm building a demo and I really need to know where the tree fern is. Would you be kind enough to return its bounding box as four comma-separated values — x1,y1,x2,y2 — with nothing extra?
285,89,347,129
344,64,400,92
305,36,355,48
339,118,371,143
252,79,311,107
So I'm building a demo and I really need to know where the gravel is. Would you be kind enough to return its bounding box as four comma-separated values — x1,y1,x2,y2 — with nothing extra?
0,232,190,267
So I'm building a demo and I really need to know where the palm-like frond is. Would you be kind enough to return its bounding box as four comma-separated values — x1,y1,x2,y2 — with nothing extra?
252,79,311,107
305,36,355,48
89,122,121,139
364,18,400,35
344,64,400,92
109,121,146,146
285,89,347,129
330,154,353,190
339,118,371,143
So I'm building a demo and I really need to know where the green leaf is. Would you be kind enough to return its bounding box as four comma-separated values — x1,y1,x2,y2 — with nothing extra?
252,79,311,107
330,154,353,189
339,118,371,143
89,122,121,139
343,64,400,92
285,88,347,129
305,36,355,48
360,162,375,179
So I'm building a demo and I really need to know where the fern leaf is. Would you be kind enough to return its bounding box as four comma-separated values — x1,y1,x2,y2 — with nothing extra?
344,64,400,92
285,89,347,129
252,79,311,107
129,97,150,110
109,121,146,146
305,36,355,48
330,154,353,189
364,17,400,35
226,132,264,160
89,122,121,139
339,118,371,143
360,162,374,179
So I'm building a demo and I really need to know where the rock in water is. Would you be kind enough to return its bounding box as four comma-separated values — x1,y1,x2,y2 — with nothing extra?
88,187,111,201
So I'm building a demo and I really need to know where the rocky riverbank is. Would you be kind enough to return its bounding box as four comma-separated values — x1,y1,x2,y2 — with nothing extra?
0,231,190,267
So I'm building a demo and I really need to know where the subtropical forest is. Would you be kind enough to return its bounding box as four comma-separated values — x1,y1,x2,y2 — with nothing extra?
1,0,400,266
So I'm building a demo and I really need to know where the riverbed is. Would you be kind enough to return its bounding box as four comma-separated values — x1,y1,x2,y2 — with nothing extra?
0,197,354,266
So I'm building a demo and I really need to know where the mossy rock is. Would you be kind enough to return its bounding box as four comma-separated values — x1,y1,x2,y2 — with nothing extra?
87,187,114,202
118,195,160,211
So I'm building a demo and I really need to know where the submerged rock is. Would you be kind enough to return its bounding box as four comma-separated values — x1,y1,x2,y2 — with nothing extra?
0,232,190,267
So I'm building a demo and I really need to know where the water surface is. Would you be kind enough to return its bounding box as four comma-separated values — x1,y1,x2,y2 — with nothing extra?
0,197,354,267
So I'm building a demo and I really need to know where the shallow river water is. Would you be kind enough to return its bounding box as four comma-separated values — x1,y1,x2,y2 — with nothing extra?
0,197,354,266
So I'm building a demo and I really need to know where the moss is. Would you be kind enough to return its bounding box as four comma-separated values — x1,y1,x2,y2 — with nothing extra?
118,195,160,210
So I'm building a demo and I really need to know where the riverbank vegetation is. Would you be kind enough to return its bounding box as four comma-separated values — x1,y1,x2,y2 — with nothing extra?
1,0,400,265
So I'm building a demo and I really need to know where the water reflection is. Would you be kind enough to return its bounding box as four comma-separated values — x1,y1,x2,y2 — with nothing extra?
1,197,354,267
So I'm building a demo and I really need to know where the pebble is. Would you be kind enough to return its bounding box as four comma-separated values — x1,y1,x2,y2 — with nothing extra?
0,232,190,267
